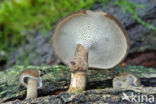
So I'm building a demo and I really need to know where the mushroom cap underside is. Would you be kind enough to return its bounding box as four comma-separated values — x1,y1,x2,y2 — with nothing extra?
52,10,129,69
20,69,42,88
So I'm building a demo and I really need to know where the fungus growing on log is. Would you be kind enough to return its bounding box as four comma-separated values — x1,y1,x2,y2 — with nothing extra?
52,10,129,93
20,69,42,99
113,73,141,88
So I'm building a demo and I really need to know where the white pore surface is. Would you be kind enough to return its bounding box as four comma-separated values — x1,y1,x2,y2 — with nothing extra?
53,10,128,69
20,75,42,88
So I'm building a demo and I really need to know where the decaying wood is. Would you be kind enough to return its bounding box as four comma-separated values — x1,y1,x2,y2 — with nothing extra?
91,87,156,95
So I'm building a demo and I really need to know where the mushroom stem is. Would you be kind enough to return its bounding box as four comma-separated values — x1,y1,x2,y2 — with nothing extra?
68,44,88,93
26,78,38,99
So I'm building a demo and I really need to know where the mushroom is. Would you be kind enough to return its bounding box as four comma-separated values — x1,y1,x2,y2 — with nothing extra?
52,10,129,92
20,69,42,99
113,73,141,88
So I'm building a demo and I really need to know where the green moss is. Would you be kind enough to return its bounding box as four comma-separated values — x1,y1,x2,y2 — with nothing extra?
115,0,156,31
0,65,70,102
0,0,99,62
0,65,155,102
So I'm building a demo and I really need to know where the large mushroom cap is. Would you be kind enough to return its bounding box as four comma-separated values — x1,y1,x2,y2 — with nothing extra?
52,10,129,69
20,69,42,88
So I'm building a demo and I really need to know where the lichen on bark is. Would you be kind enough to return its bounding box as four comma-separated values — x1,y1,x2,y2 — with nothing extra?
0,65,155,103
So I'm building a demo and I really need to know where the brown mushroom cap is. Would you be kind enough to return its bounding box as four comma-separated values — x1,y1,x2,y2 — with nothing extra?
20,69,42,88
52,10,129,69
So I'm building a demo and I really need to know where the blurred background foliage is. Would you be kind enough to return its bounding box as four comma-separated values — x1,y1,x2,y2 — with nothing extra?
0,0,155,65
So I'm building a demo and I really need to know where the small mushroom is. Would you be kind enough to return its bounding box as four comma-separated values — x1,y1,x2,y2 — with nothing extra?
113,73,141,88
52,10,129,92
20,69,42,99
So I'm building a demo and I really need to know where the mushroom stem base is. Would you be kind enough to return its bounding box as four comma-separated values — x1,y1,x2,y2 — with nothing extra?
68,72,86,93
68,44,88,93
26,78,38,99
